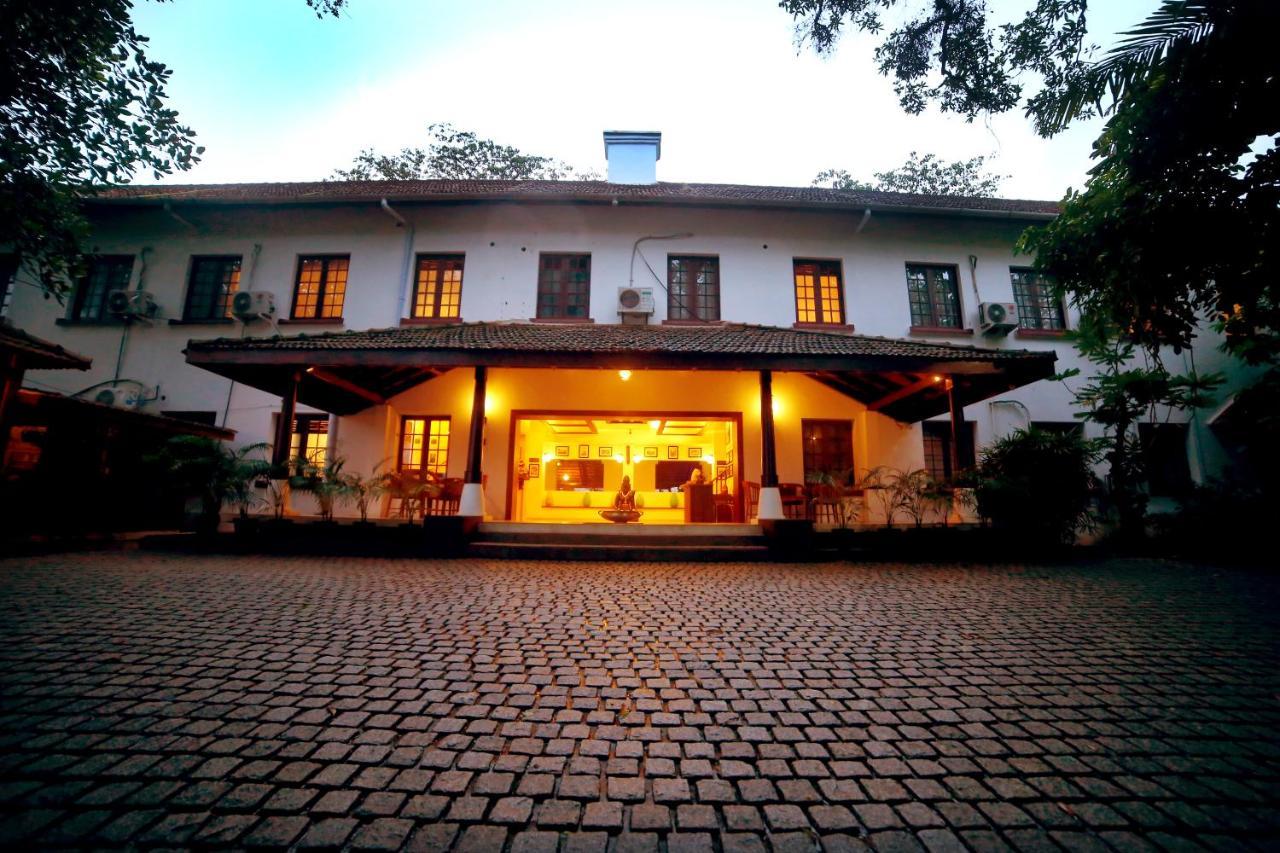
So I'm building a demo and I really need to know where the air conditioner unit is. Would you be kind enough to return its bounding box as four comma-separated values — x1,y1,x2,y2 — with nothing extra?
231,290,276,321
617,287,654,316
978,302,1018,336
107,289,158,320
94,387,136,409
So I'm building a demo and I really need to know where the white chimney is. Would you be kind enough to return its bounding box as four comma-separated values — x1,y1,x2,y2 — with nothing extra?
603,131,661,184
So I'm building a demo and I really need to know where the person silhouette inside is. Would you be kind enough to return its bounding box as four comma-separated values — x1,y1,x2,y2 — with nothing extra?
687,467,705,486
614,475,636,510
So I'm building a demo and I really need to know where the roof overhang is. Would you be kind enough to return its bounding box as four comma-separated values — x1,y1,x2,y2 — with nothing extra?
1,325,92,371
15,389,235,440
185,323,1056,421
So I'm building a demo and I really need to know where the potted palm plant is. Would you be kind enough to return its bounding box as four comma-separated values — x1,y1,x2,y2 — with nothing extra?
147,436,271,535
289,455,353,525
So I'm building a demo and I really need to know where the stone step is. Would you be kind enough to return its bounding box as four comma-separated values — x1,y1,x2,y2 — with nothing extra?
466,541,773,562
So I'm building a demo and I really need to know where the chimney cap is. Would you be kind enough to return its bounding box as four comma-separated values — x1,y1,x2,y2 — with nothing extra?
602,131,661,160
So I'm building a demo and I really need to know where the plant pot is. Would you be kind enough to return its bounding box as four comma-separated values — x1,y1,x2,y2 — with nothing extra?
232,517,261,538
599,509,643,523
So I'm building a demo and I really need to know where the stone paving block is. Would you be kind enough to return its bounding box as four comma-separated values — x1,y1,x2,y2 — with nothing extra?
0,553,1276,853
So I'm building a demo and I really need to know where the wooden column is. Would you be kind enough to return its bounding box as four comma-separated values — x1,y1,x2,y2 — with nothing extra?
946,377,963,478
465,365,487,484
0,355,24,467
759,369,778,488
271,368,302,472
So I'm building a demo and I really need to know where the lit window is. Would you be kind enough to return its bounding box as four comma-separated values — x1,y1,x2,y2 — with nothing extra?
1010,268,1066,330
291,255,349,320
793,259,845,324
289,414,329,466
906,263,962,328
400,417,450,478
412,255,464,319
183,256,241,321
668,256,720,321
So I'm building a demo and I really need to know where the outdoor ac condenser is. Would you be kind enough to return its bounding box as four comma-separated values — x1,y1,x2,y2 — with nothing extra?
617,287,655,323
978,302,1018,336
231,290,276,321
106,289,158,320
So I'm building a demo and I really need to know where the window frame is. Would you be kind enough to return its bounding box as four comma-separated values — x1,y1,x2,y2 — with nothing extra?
70,255,134,323
802,419,855,487
182,255,242,322
289,413,331,467
1010,267,1067,331
667,255,721,322
905,262,964,330
290,254,350,321
535,253,592,320
397,415,452,479
792,258,847,326
922,420,976,483
410,254,465,320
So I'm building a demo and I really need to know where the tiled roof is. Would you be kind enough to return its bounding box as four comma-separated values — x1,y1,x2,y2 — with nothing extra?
188,321,1053,364
93,179,1058,218
0,324,92,370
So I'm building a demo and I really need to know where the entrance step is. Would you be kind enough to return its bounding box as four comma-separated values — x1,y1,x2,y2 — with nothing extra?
469,522,770,561
466,541,772,562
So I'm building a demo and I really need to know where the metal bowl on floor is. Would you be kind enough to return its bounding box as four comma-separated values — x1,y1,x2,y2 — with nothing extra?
599,509,643,524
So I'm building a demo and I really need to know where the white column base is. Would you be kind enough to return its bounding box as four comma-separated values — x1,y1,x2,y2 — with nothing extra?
757,486,784,521
458,482,485,517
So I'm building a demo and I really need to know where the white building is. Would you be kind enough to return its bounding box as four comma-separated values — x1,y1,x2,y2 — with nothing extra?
1,131,1246,526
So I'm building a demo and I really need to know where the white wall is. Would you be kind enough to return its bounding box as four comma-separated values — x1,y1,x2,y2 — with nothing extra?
6,199,1240,503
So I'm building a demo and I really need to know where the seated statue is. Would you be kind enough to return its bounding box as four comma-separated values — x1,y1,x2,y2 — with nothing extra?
613,475,636,510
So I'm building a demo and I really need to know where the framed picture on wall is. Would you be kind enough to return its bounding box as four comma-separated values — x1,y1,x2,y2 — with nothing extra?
528,460,541,479
555,445,570,457
644,446,659,458
688,447,703,458
667,445,679,459
598,446,613,457
578,444,590,458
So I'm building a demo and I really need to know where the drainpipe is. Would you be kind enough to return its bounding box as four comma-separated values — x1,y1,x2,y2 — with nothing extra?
855,208,872,234
381,199,415,319
163,202,196,231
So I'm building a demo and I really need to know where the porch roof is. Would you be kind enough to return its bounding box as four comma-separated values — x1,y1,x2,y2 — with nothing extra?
1,324,92,371
184,321,1056,421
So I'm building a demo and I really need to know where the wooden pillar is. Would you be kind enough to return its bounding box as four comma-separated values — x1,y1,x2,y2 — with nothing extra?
759,369,778,487
757,369,784,521
271,368,302,473
0,355,24,468
459,365,487,517
946,377,963,479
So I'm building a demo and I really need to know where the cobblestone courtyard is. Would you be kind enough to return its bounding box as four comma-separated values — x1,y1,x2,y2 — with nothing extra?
0,553,1277,851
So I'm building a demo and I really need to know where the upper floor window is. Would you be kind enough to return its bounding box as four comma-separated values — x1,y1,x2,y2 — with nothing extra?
0,254,16,318
906,263,962,329
70,255,133,323
1010,268,1066,331
536,253,590,319
668,256,720,321
793,259,845,325
183,256,241,322
291,255,348,320
289,413,330,466
412,255,464,319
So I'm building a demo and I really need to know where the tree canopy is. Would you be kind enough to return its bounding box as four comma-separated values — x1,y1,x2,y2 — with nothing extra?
0,0,343,300
813,152,1004,196
332,123,600,182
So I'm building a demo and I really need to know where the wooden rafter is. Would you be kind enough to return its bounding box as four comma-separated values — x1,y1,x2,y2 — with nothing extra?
305,366,386,406
868,374,944,412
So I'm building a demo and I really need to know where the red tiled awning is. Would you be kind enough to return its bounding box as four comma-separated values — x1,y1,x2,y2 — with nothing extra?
185,322,1056,421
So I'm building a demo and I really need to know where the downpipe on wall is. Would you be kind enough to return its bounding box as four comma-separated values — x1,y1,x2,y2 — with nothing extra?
381,199,415,318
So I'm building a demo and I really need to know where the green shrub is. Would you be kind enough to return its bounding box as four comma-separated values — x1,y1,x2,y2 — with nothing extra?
975,427,1099,543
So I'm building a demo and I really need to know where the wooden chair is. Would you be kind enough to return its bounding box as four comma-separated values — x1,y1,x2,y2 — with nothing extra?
383,470,439,520
778,482,808,519
742,481,760,522
428,477,464,515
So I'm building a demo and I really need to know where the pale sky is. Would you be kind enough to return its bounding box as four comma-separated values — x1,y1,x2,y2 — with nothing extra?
130,0,1158,200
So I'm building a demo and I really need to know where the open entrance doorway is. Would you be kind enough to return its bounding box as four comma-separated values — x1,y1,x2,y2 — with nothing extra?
508,411,743,523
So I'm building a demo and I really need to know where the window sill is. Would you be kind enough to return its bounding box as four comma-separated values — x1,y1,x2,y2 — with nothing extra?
279,317,345,326
1015,327,1069,339
168,318,235,326
55,318,122,327
793,322,855,333
400,317,463,326
530,317,595,324
662,319,726,326
909,325,974,337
